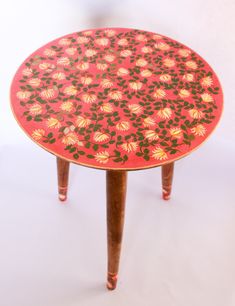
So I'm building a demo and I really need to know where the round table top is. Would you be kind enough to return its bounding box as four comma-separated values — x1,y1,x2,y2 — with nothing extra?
11,27,223,170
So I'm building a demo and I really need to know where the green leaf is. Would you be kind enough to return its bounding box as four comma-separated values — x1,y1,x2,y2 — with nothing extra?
48,133,53,138
93,144,99,151
87,154,94,159
49,138,56,144
73,153,79,159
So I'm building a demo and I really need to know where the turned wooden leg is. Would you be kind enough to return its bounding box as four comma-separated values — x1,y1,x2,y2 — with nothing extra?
162,162,174,200
56,157,70,202
106,170,127,290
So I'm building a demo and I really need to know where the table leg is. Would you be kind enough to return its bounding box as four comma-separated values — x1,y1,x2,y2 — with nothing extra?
56,157,70,201
106,170,127,290
161,162,174,200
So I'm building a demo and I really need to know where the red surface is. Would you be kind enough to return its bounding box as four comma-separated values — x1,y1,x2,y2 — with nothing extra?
10,28,223,170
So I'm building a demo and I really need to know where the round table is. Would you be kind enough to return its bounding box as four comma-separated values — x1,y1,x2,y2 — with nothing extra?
10,27,223,290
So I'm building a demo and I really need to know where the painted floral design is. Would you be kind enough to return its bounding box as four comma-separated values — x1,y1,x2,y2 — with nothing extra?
11,28,223,170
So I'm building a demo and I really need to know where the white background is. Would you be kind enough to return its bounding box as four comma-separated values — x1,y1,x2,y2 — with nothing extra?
0,1,235,305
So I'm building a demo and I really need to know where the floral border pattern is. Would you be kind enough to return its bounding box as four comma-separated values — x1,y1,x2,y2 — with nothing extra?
11,28,223,170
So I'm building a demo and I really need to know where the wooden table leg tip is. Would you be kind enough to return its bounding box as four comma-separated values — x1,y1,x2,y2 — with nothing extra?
162,191,171,200
59,194,67,201
106,273,118,290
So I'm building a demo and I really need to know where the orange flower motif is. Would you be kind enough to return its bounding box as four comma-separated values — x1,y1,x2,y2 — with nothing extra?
140,69,152,77
153,89,166,99
58,38,70,45
32,129,45,140
154,42,170,50
62,132,78,145
95,38,109,46
77,36,90,44
186,61,198,70
178,49,191,57
46,117,61,129
157,108,172,119
135,34,147,42
81,76,93,85
28,78,41,87
85,49,97,57
29,103,42,115
60,101,74,112
136,58,148,67
143,117,156,127
141,46,153,53
128,104,143,114
104,54,116,62
121,142,138,153
201,76,213,87
188,109,204,119
179,89,190,98
95,151,110,164
118,38,128,46
76,115,91,128
152,34,162,40
100,103,113,113
40,88,57,100
117,67,129,76
77,61,89,71
201,93,213,102
52,72,66,80
44,48,56,56
63,85,77,96
116,121,130,131
109,91,123,100
65,47,77,55
83,30,93,36
39,62,55,72
163,58,175,67
159,74,171,82
152,147,168,160
120,49,132,57
170,127,183,139
96,63,108,70
129,81,143,91
191,124,206,136
93,132,110,142
57,57,70,66
100,79,113,88
16,90,31,100
145,130,159,141
104,29,116,37
22,68,33,76
82,93,97,103
182,73,194,82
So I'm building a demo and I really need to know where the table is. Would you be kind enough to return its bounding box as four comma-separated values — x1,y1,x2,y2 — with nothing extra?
10,27,223,290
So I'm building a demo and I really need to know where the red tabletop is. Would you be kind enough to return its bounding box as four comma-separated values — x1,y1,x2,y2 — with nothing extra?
11,28,223,170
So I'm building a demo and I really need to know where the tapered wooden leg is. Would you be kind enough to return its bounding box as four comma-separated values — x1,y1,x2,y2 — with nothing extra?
162,162,174,200
106,170,127,290
56,157,70,202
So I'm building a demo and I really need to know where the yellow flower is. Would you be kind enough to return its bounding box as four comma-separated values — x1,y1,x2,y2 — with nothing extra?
40,88,57,100
152,34,162,40
191,124,206,136
159,74,171,82
186,61,198,70
136,58,148,67
135,34,147,41
201,76,213,87
58,38,70,45
60,101,73,112
95,38,109,46
141,46,153,53
188,109,204,119
178,49,191,57
39,62,55,72
163,58,175,67
117,67,129,76
16,90,31,100
157,108,172,119
153,89,166,99
28,78,41,87
22,68,33,76
104,54,115,62
121,142,138,153
83,30,93,36
93,132,110,142
118,38,128,46
57,57,70,66
76,115,91,127
63,85,77,96
152,147,168,160
81,76,92,85
32,129,45,140
100,103,113,113
154,42,170,50
96,63,108,70
104,29,116,37
128,104,143,114
182,73,194,82
170,127,183,139
109,91,123,100
145,130,159,141
201,93,213,102
140,69,152,77
46,117,61,129
77,36,90,44
65,47,77,55
129,81,143,91
179,89,190,98
76,61,89,71
52,72,66,80
100,79,113,88
120,49,132,57
62,132,78,145
143,116,156,127
95,151,110,164
116,121,130,131
29,103,42,115
85,49,97,57
82,93,97,103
